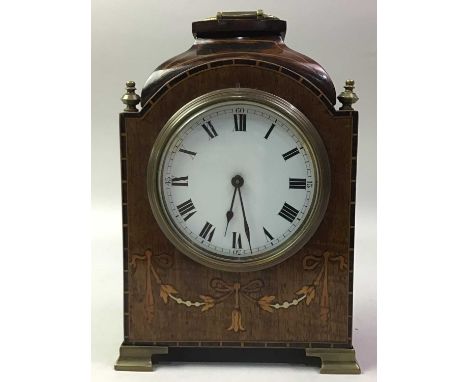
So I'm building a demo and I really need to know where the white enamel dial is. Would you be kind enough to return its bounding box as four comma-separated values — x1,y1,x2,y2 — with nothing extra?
159,101,318,260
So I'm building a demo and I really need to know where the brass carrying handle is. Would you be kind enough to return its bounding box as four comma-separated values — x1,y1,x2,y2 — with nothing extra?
216,10,265,20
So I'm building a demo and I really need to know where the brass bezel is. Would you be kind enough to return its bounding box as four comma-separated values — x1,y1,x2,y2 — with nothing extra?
147,88,330,272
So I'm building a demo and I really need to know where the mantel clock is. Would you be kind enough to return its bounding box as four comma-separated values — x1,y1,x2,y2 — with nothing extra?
115,10,360,374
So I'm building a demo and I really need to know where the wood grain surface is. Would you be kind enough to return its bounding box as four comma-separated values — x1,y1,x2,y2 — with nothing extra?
120,60,357,349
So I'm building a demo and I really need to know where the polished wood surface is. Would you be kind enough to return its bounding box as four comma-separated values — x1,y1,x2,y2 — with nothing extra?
141,29,336,107
192,18,287,39
120,60,357,348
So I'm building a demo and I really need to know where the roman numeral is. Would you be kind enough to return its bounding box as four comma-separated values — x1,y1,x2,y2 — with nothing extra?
234,114,247,131
179,148,197,157
264,123,275,139
199,222,216,242
176,199,197,221
289,178,306,189
171,176,188,186
263,227,274,242
202,121,218,139
232,232,242,249
278,202,300,223
282,147,300,161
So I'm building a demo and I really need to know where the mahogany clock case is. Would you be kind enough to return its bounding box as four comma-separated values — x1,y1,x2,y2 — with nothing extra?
116,16,359,373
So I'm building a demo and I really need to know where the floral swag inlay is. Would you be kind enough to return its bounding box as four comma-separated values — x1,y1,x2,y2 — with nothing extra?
130,249,347,332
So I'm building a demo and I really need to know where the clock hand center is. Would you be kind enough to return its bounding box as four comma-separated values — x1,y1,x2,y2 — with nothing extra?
231,174,244,188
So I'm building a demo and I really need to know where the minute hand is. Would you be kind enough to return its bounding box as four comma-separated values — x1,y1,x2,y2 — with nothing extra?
237,187,252,253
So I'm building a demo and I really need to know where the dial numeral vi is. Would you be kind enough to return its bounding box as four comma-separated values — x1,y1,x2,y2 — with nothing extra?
232,232,242,249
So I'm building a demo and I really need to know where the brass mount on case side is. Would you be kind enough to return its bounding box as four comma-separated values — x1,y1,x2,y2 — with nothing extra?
114,344,360,374
337,79,359,111
306,347,361,374
114,343,168,371
121,80,141,112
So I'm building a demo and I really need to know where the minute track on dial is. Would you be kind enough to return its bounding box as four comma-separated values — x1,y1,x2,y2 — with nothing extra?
154,96,324,264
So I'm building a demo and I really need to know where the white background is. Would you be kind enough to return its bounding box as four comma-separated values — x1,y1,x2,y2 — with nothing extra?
2,1,467,382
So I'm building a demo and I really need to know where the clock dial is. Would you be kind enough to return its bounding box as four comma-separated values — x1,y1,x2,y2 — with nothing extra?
147,89,330,271
159,101,319,260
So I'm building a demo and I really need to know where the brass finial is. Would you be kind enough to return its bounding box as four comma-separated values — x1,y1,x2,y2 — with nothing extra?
337,80,359,111
121,80,141,112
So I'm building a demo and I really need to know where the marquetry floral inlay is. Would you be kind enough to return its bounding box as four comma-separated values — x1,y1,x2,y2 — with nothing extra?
130,249,347,331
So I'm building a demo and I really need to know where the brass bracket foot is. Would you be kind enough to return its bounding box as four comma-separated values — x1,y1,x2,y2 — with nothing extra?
114,343,169,371
306,347,361,374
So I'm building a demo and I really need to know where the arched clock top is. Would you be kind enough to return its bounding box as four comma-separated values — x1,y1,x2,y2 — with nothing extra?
141,12,336,107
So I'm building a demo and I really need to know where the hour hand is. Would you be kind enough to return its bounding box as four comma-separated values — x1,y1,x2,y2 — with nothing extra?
224,187,238,236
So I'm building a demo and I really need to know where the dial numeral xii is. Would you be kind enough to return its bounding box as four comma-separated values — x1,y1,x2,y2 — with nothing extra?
234,114,247,131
